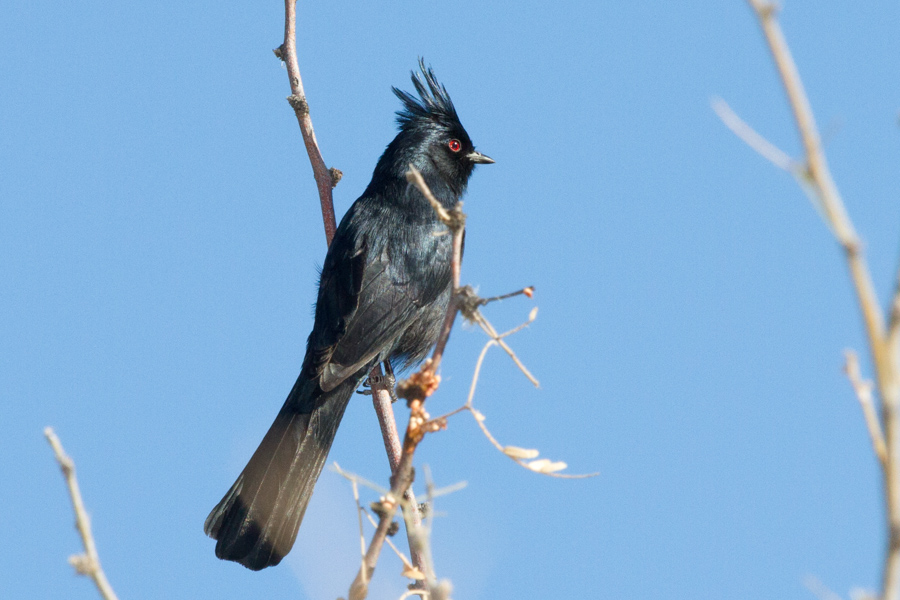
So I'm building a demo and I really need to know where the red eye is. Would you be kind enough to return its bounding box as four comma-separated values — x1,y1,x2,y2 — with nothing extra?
448,139,461,152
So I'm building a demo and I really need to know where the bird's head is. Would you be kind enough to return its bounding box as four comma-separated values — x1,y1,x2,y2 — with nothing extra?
376,59,493,196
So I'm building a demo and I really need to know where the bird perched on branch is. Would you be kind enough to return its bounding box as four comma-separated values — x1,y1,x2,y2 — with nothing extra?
204,59,493,570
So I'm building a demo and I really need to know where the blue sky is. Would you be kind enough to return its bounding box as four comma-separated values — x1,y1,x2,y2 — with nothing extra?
3,1,900,599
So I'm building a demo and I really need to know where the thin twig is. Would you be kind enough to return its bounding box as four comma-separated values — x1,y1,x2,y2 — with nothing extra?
470,309,540,387
845,350,888,467
711,96,795,172
480,286,535,305
349,450,417,600
351,477,367,582
44,428,119,600
349,167,597,597
889,266,900,364
363,511,416,574
349,165,465,600
406,167,452,225
426,318,598,479
406,165,466,374
349,169,466,600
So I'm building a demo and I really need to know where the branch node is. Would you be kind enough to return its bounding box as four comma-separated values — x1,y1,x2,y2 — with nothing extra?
69,554,96,576
759,3,778,19
387,521,400,537
273,44,285,60
456,286,482,322
397,363,441,404
287,94,309,116
329,167,343,188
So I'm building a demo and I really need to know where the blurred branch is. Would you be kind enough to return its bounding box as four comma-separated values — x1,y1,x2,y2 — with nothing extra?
846,350,888,467
44,428,119,600
889,266,900,362
804,575,846,600
720,2,900,598
335,462,465,600
711,96,794,172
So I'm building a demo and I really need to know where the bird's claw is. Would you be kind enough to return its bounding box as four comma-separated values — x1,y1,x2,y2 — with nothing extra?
357,371,398,402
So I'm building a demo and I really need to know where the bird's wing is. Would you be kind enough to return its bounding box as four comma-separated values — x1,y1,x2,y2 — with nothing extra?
310,234,425,393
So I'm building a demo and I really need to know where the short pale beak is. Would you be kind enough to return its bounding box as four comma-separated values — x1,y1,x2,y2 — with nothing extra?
467,151,495,164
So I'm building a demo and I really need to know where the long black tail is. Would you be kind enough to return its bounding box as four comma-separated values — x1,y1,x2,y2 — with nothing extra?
204,372,359,570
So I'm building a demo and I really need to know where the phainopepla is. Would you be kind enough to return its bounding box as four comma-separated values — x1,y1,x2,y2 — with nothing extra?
204,59,493,570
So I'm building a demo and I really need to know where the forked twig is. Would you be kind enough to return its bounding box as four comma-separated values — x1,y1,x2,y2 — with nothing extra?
429,314,599,480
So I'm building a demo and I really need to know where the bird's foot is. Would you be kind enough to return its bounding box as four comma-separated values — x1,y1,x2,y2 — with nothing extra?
358,371,398,402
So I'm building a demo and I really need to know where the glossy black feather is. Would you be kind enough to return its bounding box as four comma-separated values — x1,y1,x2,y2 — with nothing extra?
204,60,492,570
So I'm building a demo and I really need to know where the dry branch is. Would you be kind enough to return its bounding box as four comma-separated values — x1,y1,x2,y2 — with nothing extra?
44,428,119,600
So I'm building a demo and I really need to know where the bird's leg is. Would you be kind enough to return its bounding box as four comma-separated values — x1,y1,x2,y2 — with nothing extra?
358,361,398,402
382,360,398,403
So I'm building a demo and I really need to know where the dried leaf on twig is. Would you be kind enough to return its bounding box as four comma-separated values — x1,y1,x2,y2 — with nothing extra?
525,459,568,474
502,446,540,460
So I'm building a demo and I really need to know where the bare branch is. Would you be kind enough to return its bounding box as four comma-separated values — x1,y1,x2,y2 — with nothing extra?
480,286,535,305
332,463,420,581
889,266,900,363
44,428,119,600
351,477,367,582
278,0,338,243
406,167,453,226
349,168,597,596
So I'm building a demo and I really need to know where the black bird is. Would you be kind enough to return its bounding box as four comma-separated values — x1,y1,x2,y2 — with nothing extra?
204,59,493,570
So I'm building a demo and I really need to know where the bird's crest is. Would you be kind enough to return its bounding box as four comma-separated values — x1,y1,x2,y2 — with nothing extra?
392,58,461,131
